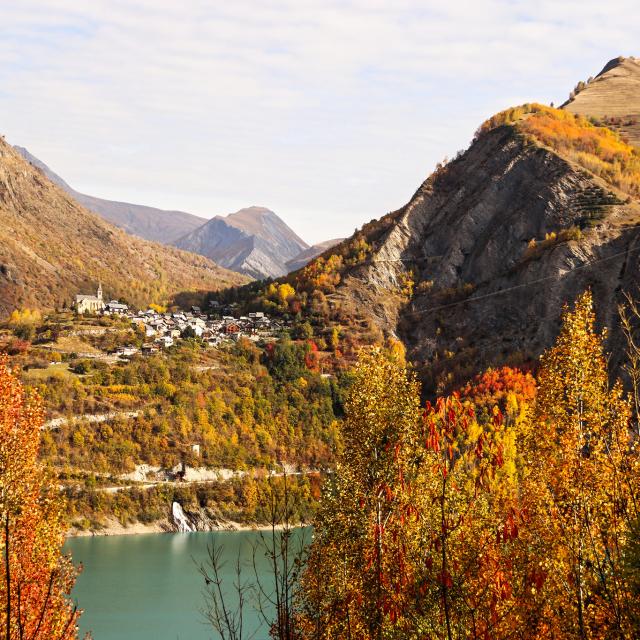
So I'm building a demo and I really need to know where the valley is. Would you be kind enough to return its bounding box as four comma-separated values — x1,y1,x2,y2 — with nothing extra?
2,46,640,640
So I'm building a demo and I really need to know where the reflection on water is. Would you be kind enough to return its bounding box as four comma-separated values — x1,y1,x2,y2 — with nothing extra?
65,529,309,640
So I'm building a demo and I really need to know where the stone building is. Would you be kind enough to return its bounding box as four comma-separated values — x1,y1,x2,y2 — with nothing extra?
75,283,105,314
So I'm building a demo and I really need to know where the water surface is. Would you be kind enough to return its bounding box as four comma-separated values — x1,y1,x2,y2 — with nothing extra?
65,530,305,640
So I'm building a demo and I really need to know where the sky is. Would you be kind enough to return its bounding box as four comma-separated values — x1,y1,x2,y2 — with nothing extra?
1,1,639,244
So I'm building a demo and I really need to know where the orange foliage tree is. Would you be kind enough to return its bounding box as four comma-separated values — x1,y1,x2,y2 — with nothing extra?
460,366,536,422
479,103,640,198
0,358,81,639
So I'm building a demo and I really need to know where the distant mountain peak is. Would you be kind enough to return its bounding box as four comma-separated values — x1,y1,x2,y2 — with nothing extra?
13,147,312,279
174,206,309,280
0,138,246,318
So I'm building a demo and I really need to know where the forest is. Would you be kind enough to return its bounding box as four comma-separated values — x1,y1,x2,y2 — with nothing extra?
199,289,640,639
295,290,640,639
3,289,639,638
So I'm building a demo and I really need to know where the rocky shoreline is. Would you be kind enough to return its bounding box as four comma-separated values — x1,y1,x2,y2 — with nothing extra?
66,505,297,537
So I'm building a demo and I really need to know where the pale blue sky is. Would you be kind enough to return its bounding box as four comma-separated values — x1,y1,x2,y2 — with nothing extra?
1,1,639,243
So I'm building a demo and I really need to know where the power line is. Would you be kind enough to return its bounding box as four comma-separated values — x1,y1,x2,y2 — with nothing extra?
402,241,640,318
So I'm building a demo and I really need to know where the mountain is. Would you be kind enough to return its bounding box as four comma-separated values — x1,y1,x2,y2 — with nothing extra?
0,137,246,318
287,62,640,393
174,206,309,280
286,239,345,273
14,146,206,244
564,56,640,147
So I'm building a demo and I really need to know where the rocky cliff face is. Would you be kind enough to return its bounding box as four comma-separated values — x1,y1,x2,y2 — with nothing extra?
175,206,309,279
320,121,640,391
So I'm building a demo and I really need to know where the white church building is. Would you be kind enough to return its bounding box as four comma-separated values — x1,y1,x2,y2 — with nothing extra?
75,283,105,314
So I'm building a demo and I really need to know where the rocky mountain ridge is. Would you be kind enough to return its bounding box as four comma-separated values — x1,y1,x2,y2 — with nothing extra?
14,147,333,280
288,61,640,392
174,206,309,279
14,146,206,244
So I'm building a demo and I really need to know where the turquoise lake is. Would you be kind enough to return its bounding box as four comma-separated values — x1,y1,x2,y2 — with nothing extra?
65,530,307,640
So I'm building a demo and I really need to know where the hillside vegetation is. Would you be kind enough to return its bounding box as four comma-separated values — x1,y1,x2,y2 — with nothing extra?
229,97,640,396
0,137,246,317
299,292,640,639
1,309,349,531
480,103,640,197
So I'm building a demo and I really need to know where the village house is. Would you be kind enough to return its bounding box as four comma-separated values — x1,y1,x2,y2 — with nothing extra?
141,343,159,355
104,300,129,314
116,345,139,358
115,301,279,355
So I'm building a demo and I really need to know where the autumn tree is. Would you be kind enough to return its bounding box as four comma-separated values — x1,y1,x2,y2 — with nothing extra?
529,290,639,639
7,309,41,342
0,358,81,639
405,385,553,640
300,350,548,639
299,349,422,639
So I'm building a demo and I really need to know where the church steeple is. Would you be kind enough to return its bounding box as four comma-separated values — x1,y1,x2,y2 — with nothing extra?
97,281,103,301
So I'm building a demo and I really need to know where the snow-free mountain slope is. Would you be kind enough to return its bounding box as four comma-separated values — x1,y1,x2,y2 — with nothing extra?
14,146,206,244
288,97,640,392
174,206,309,280
0,138,246,318
564,56,640,147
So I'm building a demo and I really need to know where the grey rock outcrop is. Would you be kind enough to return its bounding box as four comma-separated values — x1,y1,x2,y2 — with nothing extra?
174,206,308,279
328,124,640,391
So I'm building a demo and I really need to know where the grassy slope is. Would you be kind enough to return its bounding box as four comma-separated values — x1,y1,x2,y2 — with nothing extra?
564,57,640,148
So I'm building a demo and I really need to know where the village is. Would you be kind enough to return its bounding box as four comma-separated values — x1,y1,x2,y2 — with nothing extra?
75,283,289,357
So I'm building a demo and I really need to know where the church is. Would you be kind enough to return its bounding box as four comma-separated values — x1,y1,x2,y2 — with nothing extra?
75,283,105,314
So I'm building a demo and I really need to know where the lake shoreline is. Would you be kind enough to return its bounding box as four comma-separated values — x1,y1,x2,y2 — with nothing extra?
66,516,299,538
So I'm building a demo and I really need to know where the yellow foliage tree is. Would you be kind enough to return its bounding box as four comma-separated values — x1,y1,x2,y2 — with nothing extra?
300,350,421,638
277,283,296,305
528,290,639,639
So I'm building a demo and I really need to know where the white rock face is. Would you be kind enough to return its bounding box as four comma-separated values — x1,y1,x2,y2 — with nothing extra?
172,502,193,533
120,463,163,482
170,465,246,482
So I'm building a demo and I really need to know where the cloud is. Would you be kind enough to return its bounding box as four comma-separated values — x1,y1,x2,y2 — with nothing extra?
0,0,639,241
